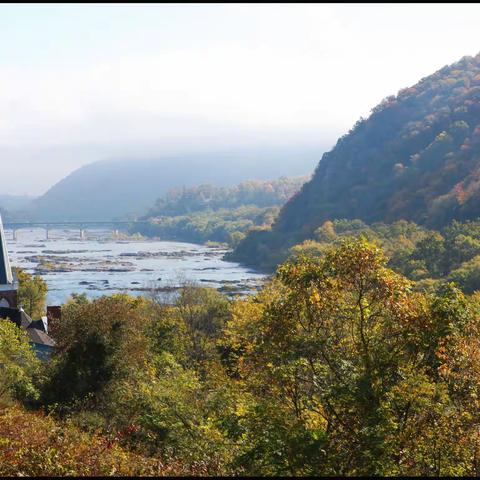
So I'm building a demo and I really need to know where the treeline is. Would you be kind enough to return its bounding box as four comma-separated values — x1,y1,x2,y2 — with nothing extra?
139,205,279,247
145,177,309,217
136,176,307,247
235,53,480,266
231,217,480,292
4,240,480,475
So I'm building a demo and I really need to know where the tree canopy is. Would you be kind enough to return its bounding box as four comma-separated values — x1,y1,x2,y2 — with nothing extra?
232,53,480,269
6,240,480,475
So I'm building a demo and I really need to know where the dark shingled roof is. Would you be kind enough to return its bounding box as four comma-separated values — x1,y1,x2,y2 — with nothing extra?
0,215,56,352
0,215,13,285
0,307,56,347
0,306,32,329
26,327,56,347
29,318,48,333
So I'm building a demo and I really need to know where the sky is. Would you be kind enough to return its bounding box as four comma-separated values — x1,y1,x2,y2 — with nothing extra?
1,3,480,195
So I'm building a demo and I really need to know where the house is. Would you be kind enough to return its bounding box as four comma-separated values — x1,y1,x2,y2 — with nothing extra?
0,214,56,358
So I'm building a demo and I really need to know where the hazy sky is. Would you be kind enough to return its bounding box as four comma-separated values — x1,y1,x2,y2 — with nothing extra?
2,3,480,195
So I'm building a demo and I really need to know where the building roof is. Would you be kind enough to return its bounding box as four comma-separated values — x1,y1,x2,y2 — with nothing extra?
29,317,48,333
0,306,31,329
0,306,56,348
26,327,56,347
0,214,13,285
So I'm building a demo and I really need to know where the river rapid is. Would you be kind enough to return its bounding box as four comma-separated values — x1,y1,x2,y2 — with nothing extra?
5,228,267,305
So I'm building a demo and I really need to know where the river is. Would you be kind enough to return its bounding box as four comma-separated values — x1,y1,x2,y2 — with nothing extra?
5,228,267,305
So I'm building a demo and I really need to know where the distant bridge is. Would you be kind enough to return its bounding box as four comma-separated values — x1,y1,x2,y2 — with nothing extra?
3,220,150,241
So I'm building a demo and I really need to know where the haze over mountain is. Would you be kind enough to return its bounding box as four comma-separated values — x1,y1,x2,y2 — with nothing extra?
1,5,480,196
30,147,322,221
0,195,36,212
232,52,480,268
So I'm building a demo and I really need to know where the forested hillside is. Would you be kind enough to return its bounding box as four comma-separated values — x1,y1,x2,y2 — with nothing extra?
232,53,480,268
145,177,307,217
137,176,307,246
30,149,319,222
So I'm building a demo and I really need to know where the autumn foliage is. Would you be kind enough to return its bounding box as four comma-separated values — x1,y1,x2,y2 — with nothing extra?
0,406,208,476
4,240,480,475
233,52,480,269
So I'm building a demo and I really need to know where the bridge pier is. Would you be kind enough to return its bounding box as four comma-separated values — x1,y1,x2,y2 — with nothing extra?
4,221,146,239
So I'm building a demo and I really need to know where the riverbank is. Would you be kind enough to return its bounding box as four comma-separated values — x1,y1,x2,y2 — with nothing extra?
7,228,268,305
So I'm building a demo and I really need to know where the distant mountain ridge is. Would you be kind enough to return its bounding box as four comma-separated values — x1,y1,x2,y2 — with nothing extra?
30,149,322,222
0,195,36,211
0,195,37,223
231,52,480,268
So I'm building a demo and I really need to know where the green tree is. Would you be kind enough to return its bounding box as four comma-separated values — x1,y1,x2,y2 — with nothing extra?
42,294,151,407
447,255,480,293
224,239,480,475
412,232,447,276
0,320,40,403
15,268,48,319
174,285,231,368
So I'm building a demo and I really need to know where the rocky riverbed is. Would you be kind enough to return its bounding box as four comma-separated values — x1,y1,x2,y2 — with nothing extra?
7,228,267,304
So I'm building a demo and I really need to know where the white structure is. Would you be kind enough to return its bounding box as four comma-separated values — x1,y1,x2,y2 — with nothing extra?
0,214,18,307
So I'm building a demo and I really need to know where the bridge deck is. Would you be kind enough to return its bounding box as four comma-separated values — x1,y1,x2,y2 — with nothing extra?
4,221,150,227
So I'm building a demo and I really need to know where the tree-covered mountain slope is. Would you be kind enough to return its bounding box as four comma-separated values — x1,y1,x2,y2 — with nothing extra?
135,176,308,246
144,176,308,218
30,148,321,222
231,53,480,268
